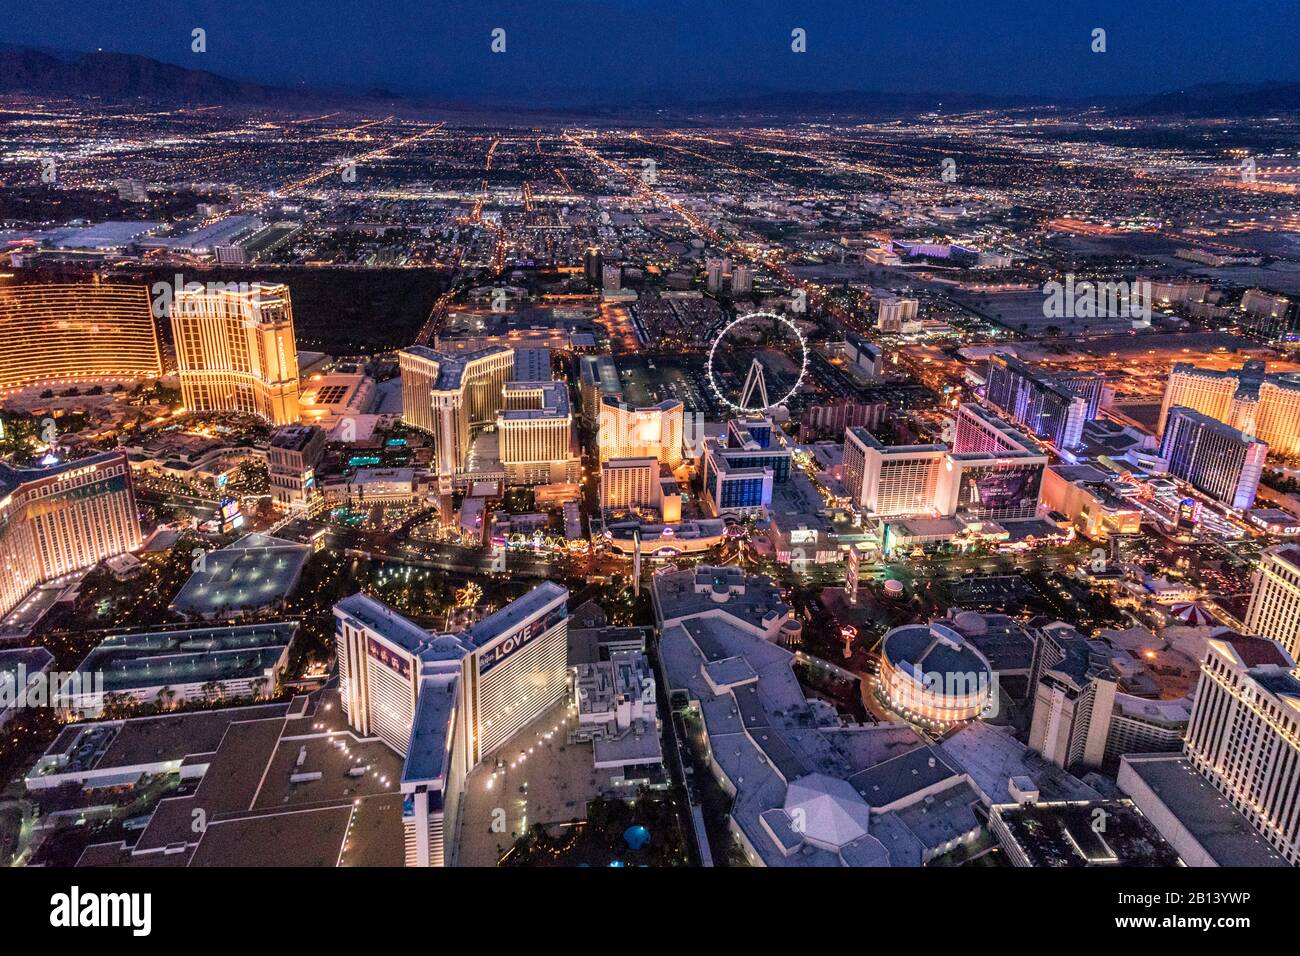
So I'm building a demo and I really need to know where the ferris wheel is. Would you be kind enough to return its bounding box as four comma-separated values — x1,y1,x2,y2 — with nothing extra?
705,310,808,413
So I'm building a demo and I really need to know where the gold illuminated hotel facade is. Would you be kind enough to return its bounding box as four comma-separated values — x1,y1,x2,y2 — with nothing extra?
0,279,163,393
171,283,301,426
497,380,579,485
398,345,514,479
597,396,684,468
1159,359,1300,457
0,451,142,619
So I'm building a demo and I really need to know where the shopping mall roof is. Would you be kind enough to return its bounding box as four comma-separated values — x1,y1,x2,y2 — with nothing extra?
659,609,956,867
170,533,310,618
784,773,872,849
65,622,296,696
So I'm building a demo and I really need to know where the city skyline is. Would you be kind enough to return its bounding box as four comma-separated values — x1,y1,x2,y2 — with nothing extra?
4,0,1300,108
0,3,1297,929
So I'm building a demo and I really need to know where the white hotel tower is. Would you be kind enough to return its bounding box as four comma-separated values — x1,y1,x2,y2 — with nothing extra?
1244,545,1300,659
1183,632,1300,865
334,582,569,866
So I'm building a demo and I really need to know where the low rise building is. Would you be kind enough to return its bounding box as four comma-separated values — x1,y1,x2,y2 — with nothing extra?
59,622,296,713
571,651,664,786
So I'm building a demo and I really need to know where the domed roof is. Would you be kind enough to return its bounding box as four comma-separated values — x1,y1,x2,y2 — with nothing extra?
953,610,988,635
881,622,991,681
783,773,872,850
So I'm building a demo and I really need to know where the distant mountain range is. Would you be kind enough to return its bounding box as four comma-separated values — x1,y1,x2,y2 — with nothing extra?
0,45,288,103
1,44,1298,119
1114,82,1300,117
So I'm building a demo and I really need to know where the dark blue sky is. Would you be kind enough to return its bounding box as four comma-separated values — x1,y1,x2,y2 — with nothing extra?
4,0,1299,105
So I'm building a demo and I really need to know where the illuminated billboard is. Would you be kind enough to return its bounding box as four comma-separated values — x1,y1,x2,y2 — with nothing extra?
477,607,567,675
958,461,1043,519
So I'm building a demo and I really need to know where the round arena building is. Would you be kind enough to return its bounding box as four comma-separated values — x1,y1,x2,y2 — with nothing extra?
878,621,993,727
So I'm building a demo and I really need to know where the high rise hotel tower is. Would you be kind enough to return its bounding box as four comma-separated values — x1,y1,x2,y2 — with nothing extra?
1183,632,1300,865
597,396,684,468
333,582,570,867
0,279,162,393
171,282,301,426
496,380,579,485
983,354,1102,451
398,344,514,481
0,452,142,618
1160,406,1266,510
1159,359,1300,457
1245,545,1300,659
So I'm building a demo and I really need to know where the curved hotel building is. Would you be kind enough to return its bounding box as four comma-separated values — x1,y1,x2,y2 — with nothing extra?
0,279,162,393
334,581,569,867
878,621,994,726
171,282,301,426
0,452,142,619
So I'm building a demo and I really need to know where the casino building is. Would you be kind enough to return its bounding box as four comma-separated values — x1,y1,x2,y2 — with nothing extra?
0,452,142,619
842,404,1047,522
878,621,995,727
0,279,163,393
333,582,569,866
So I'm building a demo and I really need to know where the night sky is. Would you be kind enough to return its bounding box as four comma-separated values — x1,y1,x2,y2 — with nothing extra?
3,0,1298,106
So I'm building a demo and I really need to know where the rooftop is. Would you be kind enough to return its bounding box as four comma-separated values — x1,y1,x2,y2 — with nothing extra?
993,799,1182,867
659,609,948,867
651,565,793,637
467,581,568,648
269,423,323,452
0,450,127,497
73,692,404,868
1119,755,1288,867
881,622,993,685
171,533,310,617
499,379,570,420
